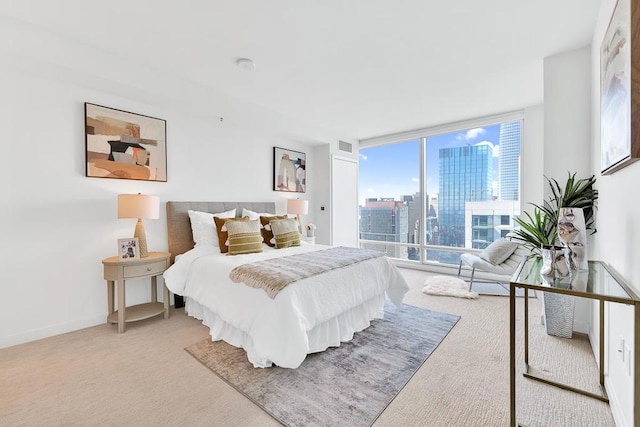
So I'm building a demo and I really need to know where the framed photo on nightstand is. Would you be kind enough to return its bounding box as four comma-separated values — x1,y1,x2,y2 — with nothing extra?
117,237,140,261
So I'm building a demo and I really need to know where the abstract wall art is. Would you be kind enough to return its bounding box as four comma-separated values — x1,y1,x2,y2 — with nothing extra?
273,147,306,193
85,103,167,181
600,0,640,175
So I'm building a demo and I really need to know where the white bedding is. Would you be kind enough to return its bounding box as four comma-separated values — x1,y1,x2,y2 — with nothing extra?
163,243,409,368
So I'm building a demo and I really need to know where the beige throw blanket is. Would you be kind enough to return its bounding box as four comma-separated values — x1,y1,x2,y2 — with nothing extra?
229,246,385,299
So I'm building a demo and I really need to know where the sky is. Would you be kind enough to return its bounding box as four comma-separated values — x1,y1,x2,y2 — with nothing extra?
359,124,502,205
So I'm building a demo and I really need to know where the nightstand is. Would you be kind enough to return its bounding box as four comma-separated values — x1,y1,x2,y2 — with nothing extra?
102,252,171,333
301,235,316,244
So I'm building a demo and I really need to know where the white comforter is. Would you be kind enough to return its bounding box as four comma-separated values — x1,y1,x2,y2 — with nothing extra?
163,244,409,368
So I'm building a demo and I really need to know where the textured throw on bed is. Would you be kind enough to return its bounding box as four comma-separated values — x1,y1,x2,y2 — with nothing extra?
229,246,385,299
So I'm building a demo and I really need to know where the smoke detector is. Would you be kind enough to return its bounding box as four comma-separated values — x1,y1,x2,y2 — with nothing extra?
236,58,256,71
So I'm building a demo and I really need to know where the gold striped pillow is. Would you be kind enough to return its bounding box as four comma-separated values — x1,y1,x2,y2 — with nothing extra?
269,218,301,249
213,216,249,253
259,215,289,247
225,220,263,255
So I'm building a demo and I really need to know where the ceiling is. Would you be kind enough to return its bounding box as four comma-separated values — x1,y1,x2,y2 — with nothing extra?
0,1,602,144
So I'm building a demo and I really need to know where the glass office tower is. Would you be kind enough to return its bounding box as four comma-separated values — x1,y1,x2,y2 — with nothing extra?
498,121,521,201
438,144,494,247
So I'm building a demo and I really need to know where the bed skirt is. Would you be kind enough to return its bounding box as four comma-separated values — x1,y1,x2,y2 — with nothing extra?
185,293,387,368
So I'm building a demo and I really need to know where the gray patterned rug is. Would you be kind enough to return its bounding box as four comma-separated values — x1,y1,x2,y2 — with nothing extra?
185,304,459,427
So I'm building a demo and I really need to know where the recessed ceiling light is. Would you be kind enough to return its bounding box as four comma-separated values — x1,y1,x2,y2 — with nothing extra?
236,58,256,71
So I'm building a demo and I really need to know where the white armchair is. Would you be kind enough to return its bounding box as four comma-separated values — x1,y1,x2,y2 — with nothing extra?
457,240,529,291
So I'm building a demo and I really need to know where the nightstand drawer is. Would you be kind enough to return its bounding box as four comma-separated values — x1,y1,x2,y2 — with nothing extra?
124,260,167,278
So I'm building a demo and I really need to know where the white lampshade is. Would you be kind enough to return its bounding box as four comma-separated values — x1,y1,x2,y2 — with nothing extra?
118,194,160,219
287,199,309,215
117,194,159,258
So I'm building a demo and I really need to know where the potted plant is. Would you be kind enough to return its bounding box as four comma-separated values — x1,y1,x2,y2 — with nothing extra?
511,172,598,338
512,172,598,255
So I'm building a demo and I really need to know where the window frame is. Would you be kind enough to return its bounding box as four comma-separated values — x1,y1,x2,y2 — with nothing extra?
358,110,524,267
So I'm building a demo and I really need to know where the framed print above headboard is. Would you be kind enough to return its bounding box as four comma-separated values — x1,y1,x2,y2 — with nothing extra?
85,103,167,181
600,0,640,175
273,147,306,193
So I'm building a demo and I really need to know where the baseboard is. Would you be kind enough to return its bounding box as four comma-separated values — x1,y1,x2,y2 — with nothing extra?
607,375,630,427
0,314,105,350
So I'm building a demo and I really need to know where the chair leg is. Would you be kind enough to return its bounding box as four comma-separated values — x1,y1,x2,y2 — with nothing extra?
469,268,475,291
457,260,463,277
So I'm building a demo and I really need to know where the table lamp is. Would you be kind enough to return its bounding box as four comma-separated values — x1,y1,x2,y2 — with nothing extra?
287,198,308,233
118,193,160,258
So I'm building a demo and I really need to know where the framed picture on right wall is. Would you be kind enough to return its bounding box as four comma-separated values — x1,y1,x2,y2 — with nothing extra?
600,0,640,175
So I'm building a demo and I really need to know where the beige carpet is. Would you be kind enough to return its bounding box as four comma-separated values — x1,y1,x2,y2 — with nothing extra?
0,268,615,426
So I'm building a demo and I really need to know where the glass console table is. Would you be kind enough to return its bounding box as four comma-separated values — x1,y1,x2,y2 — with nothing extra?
509,259,640,426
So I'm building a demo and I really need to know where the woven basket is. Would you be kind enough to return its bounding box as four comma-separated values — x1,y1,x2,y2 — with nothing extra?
540,291,575,338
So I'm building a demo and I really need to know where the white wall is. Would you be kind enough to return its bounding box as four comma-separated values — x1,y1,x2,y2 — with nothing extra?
521,104,545,211
0,48,318,349
542,47,594,335
591,1,640,425
544,47,593,181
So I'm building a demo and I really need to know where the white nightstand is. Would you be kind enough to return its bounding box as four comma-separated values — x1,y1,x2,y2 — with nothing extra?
301,235,316,244
102,252,171,333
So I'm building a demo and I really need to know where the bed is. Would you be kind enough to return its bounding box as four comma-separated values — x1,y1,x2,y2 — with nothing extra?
163,201,409,369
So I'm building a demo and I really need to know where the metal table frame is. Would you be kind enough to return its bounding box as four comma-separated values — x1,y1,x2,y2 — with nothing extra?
509,260,640,426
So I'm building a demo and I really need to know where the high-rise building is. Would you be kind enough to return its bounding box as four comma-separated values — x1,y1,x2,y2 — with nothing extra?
464,200,518,249
498,121,521,201
438,144,494,247
359,198,408,258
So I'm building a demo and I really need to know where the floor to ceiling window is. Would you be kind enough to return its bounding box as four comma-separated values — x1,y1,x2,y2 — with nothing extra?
358,113,522,267
358,139,420,260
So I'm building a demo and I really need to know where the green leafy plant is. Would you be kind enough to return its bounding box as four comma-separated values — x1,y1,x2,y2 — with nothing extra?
511,208,554,257
512,172,598,256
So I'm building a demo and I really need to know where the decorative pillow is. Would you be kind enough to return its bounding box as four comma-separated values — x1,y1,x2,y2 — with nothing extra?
269,218,301,249
213,216,249,253
225,220,263,255
259,215,289,247
188,209,236,247
241,208,273,221
478,238,519,265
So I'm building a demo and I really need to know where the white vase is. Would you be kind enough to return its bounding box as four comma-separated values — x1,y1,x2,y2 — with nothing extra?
557,207,588,271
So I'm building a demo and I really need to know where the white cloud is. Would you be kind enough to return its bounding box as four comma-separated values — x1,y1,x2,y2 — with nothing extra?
412,177,419,183
367,187,375,193
359,153,368,160
474,140,499,157
464,128,486,140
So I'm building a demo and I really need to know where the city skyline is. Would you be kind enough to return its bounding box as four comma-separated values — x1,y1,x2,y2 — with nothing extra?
359,124,502,205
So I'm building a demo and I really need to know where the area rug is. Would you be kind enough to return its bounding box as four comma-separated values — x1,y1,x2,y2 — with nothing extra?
422,275,479,299
185,304,459,427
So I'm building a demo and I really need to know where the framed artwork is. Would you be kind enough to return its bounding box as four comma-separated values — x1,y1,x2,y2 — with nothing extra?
600,0,640,175
117,237,140,261
273,147,306,193
85,103,167,181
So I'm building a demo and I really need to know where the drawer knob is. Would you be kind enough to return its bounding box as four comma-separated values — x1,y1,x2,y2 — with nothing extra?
146,267,152,271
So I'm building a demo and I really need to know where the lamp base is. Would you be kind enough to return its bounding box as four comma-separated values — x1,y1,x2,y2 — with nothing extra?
134,218,149,258
296,213,302,234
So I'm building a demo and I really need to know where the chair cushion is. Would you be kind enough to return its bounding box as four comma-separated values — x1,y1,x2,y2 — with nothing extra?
478,238,520,265
460,242,529,277
461,253,512,275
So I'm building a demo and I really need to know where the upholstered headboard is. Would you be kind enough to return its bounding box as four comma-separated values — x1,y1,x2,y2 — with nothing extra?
166,201,276,263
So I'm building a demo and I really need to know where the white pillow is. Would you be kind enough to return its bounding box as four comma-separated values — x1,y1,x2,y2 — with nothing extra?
241,208,273,221
478,238,519,265
188,208,236,247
